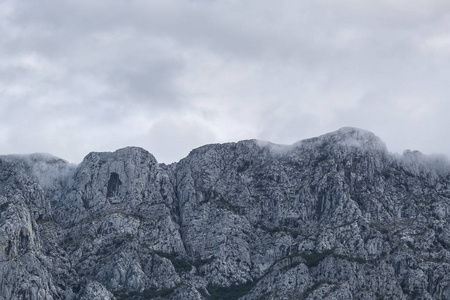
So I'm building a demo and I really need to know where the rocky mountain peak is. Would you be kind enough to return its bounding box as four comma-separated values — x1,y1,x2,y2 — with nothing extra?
81,146,158,166
296,127,387,154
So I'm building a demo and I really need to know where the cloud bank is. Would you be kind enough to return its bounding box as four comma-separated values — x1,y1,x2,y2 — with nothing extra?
1,0,449,163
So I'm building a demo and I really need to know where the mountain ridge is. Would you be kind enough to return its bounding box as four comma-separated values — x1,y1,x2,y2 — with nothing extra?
1,127,450,299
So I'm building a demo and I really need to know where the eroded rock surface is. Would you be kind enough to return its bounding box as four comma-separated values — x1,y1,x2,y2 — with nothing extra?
1,127,450,299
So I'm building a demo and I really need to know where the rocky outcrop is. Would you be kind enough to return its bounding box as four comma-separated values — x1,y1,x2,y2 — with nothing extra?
1,127,450,299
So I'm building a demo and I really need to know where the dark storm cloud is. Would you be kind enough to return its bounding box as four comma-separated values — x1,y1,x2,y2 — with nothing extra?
1,0,450,162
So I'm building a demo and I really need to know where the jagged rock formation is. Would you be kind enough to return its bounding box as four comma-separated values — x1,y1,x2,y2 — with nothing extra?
1,127,450,300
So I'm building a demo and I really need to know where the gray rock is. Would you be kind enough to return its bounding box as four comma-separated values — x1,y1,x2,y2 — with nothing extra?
1,127,450,299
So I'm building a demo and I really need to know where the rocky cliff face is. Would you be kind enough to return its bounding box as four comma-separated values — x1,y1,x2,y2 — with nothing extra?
1,127,450,300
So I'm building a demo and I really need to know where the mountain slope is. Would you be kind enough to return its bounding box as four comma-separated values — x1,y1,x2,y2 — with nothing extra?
1,128,450,299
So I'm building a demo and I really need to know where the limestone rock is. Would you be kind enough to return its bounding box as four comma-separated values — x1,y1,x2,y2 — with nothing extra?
1,128,450,299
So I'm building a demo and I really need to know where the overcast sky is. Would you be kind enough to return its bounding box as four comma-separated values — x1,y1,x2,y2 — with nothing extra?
1,0,449,163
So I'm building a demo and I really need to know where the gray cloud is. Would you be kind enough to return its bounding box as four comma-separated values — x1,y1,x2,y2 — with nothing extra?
1,0,449,163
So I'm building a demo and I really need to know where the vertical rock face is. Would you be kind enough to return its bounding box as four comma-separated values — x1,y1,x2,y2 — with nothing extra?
1,127,450,299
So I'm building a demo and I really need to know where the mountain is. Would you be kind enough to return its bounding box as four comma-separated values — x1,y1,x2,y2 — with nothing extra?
1,127,450,300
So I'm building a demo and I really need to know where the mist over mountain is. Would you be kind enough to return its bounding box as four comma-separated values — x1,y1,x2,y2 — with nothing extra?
1,128,450,299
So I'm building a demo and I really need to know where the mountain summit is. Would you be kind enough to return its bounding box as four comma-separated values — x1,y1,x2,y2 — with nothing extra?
1,128,449,299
